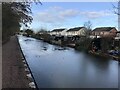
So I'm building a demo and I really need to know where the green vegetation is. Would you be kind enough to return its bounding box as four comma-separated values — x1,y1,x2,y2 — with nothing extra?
24,29,34,37
32,29,51,42
100,37,114,53
75,37,92,52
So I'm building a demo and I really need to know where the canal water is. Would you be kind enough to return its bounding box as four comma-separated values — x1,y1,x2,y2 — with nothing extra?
18,35,118,88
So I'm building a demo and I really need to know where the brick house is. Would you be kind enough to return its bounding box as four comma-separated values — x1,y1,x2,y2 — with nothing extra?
115,31,120,39
91,27,117,38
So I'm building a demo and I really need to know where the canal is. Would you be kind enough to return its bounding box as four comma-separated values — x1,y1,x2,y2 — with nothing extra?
18,35,118,88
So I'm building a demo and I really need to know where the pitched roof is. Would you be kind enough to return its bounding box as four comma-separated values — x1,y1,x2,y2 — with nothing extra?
67,27,85,32
51,29,65,32
93,27,116,32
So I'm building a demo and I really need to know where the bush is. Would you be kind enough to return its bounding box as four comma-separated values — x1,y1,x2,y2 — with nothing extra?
100,37,114,53
75,37,92,52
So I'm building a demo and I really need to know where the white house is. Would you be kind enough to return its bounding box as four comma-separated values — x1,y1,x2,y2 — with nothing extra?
61,29,68,36
50,28,67,36
66,27,87,36
89,35,100,39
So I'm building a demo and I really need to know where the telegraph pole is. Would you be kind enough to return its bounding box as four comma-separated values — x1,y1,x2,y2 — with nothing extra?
118,0,120,30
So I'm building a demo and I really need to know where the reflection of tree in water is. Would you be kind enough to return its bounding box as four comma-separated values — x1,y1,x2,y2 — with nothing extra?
54,45,60,51
53,45,67,51
40,42,49,51
84,54,110,70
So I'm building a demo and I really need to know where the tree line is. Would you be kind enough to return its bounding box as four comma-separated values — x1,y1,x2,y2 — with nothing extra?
2,2,41,43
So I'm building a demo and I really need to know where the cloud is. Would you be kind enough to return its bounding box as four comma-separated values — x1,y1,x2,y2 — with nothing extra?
37,12,64,23
33,6,114,24
33,6,80,24
60,9,79,17
80,10,114,19
49,6,63,11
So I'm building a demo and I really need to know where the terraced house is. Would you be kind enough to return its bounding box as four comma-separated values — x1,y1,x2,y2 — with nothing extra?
115,31,120,40
66,27,87,36
91,27,117,38
50,29,67,36
115,31,120,47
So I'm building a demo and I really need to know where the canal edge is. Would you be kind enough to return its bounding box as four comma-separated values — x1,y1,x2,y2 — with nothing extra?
16,35,39,89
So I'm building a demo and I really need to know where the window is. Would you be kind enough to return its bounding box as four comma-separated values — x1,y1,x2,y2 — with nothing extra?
100,32,103,34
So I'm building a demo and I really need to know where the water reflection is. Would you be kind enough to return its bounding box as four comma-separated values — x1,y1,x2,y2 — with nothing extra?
18,35,118,88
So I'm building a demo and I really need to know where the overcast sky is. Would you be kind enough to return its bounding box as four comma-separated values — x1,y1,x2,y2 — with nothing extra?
22,2,118,32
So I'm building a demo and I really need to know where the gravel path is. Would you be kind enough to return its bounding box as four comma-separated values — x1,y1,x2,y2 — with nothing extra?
2,35,30,88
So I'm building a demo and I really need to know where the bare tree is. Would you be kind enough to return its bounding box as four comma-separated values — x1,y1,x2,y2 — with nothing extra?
112,1,120,30
112,0,120,15
84,20,92,31
83,20,92,37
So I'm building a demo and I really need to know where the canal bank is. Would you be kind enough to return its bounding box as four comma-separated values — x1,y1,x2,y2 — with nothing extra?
17,35,39,89
34,37,120,61
2,35,30,88
88,50,120,61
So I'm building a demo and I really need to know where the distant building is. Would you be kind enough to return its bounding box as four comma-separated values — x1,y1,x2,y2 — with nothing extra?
91,27,117,38
66,27,87,36
37,31,48,35
115,31,120,40
50,28,66,36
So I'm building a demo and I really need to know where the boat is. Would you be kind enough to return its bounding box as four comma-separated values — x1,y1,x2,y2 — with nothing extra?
108,50,120,55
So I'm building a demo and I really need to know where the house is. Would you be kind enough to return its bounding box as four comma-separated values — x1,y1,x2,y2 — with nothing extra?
66,27,87,36
50,28,66,36
61,29,68,36
91,27,117,38
115,31,120,40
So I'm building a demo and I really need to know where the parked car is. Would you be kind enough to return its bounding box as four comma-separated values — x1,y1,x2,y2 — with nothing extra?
108,50,120,55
